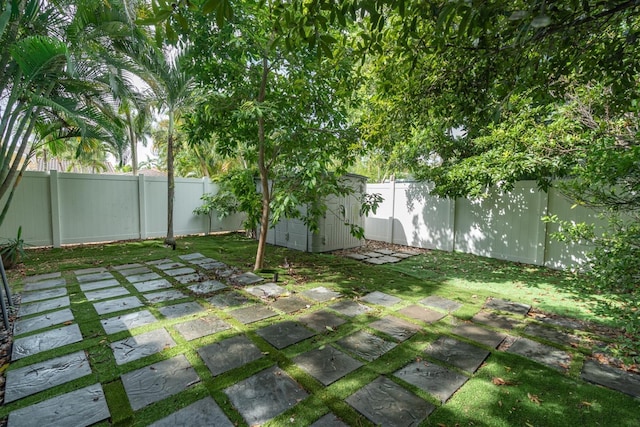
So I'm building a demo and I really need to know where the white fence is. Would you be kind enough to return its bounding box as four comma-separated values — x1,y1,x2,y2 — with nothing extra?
0,171,245,247
365,180,605,270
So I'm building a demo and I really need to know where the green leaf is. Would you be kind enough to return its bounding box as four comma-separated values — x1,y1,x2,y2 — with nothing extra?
0,3,11,38
202,0,220,15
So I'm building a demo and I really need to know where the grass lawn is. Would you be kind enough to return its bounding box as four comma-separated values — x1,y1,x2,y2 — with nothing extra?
3,233,639,426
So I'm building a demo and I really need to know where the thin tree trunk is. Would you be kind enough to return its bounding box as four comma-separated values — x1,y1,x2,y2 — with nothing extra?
127,110,138,175
254,56,270,271
164,110,176,249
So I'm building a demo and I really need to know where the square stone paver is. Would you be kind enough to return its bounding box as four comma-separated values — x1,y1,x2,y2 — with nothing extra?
229,305,277,324
197,335,264,376
298,310,346,332
133,279,173,293
190,257,222,266
424,336,490,373
164,267,196,277
506,337,571,371
155,261,186,270
256,321,316,349
302,287,341,302
111,328,177,365
112,263,143,271
121,354,200,410
23,272,61,283
394,361,469,403
126,272,161,283
376,255,402,263
13,308,74,336
198,260,228,270
76,272,114,283
18,296,70,317
361,291,402,307
206,291,249,308
523,323,580,347
174,273,206,284
7,383,109,427
179,252,205,260
74,267,107,275
187,280,227,294
364,257,391,265
472,311,521,330
398,304,446,323
12,324,83,360
294,345,363,385
271,296,310,313
84,286,130,302
329,300,371,317
246,283,288,299
157,302,204,319
146,258,173,265
224,366,308,426
101,310,158,334
310,413,349,427
369,316,421,342
346,376,434,427
451,323,507,348
4,351,92,403
93,296,143,315
233,272,264,286
119,266,153,276
148,397,234,427
362,251,383,258
174,316,231,341
337,330,397,361
79,279,121,292
23,278,66,292
21,288,67,304
419,296,462,312
143,290,187,303
484,298,531,315
581,360,640,398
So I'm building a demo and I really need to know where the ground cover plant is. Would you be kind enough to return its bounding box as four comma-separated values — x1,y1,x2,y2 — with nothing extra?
1,233,639,426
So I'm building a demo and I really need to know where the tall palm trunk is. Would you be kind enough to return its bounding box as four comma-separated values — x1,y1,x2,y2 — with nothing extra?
164,110,176,249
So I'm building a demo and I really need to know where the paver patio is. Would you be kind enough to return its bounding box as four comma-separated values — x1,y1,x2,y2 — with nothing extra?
2,252,639,427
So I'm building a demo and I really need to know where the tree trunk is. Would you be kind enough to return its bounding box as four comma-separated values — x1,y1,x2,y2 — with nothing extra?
164,110,176,249
254,56,270,271
127,110,138,175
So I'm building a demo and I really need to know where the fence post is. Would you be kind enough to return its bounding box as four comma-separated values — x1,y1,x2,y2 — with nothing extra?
138,174,147,239
388,176,396,244
49,170,61,248
535,189,550,266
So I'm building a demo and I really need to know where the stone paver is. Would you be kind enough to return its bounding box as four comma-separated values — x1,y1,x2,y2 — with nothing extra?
7,384,110,427
581,360,640,398
179,252,205,260
13,308,74,336
111,328,177,365
256,321,316,349
18,296,70,317
74,267,107,275
346,376,434,426
302,286,341,302
20,287,67,304
368,315,421,342
146,258,174,265
361,291,402,307
174,315,231,341
362,251,383,258
23,277,66,292
246,283,289,298
142,289,187,303
329,300,371,317
524,323,580,347
337,330,397,361
155,261,186,270
424,336,490,373
484,298,531,315
101,310,157,334
398,304,446,323
271,296,310,313
298,310,346,332
118,266,152,276
79,279,121,292
364,257,390,265
230,304,277,324
23,272,61,283
507,337,571,371
187,280,227,294
93,296,143,315
233,272,264,286
197,335,264,376
164,267,196,277
4,351,92,403
84,286,130,301
125,272,161,283
206,291,249,308
419,295,462,312
133,278,173,293
157,302,204,319
224,366,309,426
148,397,234,427
294,345,363,385
472,311,520,330
112,263,143,271
451,323,507,348
174,272,206,284
345,253,369,260
394,360,469,403
121,354,200,410
11,324,83,360
76,272,114,283
310,413,349,427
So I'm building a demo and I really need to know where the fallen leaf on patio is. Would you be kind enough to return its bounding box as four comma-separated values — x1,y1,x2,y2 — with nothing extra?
527,393,542,405
63,321,73,325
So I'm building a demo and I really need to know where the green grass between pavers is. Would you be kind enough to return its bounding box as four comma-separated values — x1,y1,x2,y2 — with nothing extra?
1,233,639,427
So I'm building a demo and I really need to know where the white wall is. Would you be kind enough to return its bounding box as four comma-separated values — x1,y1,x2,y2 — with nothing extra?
0,171,245,247
365,180,603,270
